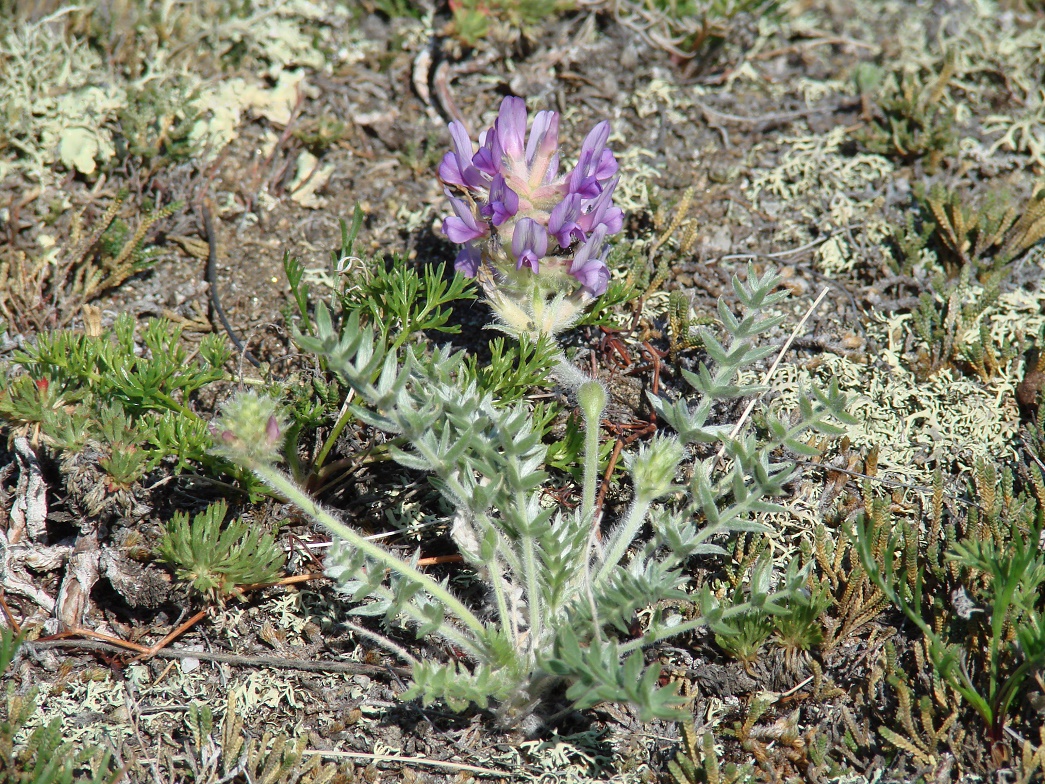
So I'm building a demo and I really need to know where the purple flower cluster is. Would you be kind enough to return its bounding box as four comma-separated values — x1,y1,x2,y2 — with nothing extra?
440,96,622,297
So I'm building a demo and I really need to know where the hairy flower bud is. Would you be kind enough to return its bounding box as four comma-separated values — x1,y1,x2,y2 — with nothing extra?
439,96,623,336
625,435,684,503
577,379,608,425
210,391,286,466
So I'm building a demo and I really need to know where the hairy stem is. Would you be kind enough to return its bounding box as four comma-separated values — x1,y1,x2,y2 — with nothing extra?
443,472,515,643
582,398,600,526
252,462,489,642
577,379,607,527
595,494,652,586
516,487,543,647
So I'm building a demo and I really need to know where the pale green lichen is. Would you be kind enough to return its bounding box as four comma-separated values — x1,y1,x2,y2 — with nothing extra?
985,88,1045,170
190,70,319,161
751,307,1026,490
20,659,211,750
816,235,856,275
741,125,896,261
0,1,350,191
0,15,123,181
631,77,689,121
610,143,661,215
746,127,894,205
25,594,360,751
981,260,1045,346
488,729,656,783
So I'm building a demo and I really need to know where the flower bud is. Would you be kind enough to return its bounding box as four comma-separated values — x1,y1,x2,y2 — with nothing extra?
210,391,286,465
625,435,684,502
577,380,607,426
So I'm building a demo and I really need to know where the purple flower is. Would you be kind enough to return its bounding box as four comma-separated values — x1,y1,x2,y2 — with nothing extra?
577,176,623,236
511,218,548,273
442,190,488,244
454,242,482,276
439,96,622,307
549,193,584,248
439,122,486,190
480,174,519,226
467,98,564,199
473,128,498,177
266,415,282,446
569,225,610,295
471,101,521,183
523,110,560,188
495,96,527,161
567,121,618,199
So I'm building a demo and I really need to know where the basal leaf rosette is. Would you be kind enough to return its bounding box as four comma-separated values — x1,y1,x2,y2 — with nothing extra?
440,96,623,337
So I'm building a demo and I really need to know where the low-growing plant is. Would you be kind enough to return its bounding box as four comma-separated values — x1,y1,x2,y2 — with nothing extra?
876,639,965,769
889,182,1045,278
888,180,1045,380
190,693,339,783
813,516,889,654
713,600,773,669
463,333,561,403
907,266,1008,380
771,575,832,655
362,0,427,20
667,290,713,359
718,531,838,666
219,266,849,726
334,257,474,352
293,114,354,156
117,81,202,171
214,99,852,726
667,722,756,784
727,693,810,776
0,313,262,507
604,0,778,64
0,192,181,333
281,207,483,493
156,499,287,601
449,0,568,48
918,182,1045,279
855,57,959,169
148,691,339,783
856,459,1045,746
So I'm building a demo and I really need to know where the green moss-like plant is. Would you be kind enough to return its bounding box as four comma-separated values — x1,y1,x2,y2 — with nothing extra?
156,500,287,601
0,313,254,504
856,459,1045,748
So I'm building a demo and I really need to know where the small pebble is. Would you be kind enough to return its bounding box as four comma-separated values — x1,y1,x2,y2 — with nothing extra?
180,656,200,674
